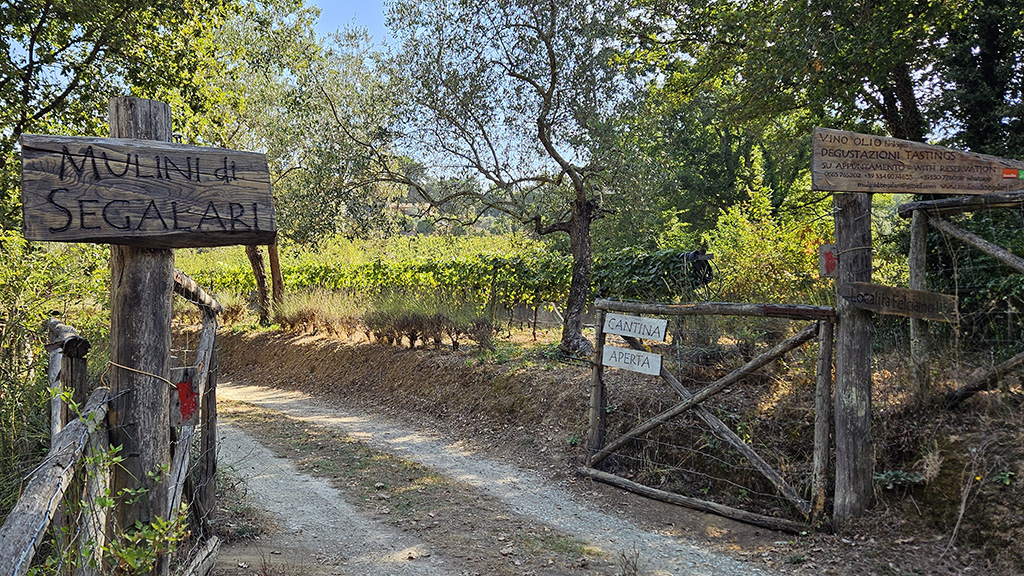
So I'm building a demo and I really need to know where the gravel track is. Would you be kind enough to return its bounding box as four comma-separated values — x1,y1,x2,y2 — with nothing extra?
219,423,450,575
217,381,776,576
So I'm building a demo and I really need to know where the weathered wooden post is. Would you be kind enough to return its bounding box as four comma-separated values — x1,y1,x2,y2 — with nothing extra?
47,319,92,440
811,318,834,522
44,320,92,555
587,307,608,461
197,347,218,536
831,191,874,525
812,127,1019,525
20,96,275,573
909,209,930,403
106,97,176,545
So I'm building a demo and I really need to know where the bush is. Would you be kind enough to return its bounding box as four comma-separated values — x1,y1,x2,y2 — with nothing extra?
364,291,494,351
0,231,109,519
701,186,833,305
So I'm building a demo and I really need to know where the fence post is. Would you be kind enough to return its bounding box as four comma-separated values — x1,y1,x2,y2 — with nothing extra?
106,97,174,570
909,209,930,404
45,320,91,557
197,346,218,537
833,192,874,527
587,308,607,462
812,319,834,522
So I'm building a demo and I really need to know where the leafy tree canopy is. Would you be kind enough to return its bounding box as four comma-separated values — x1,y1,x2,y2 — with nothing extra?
380,0,633,354
623,0,1024,156
0,0,243,228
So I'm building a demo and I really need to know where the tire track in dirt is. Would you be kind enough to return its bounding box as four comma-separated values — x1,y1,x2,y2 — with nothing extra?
216,422,453,575
217,381,775,576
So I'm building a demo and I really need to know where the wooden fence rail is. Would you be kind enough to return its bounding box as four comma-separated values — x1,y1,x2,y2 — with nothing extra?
0,388,110,576
0,269,221,575
899,195,1024,402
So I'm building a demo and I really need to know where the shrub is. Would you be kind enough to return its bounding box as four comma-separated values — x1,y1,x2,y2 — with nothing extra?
701,186,832,305
0,231,109,519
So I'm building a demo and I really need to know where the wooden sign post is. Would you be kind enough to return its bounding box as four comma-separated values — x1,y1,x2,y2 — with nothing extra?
812,127,1024,196
812,126,1022,526
602,346,663,376
20,136,275,247
831,191,873,525
21,97,275,574
838,282,958,323
603,313,669,341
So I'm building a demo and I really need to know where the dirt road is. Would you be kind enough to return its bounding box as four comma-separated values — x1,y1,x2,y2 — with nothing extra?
213,381,776,576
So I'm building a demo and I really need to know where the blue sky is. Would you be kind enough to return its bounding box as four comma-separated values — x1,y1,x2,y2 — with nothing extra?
309,0,390,43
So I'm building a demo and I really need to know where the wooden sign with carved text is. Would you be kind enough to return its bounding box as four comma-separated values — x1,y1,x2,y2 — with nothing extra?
20,134,276,248
812,127,1024,195
602,346,662,376
838,282,958,323
603,312,669,342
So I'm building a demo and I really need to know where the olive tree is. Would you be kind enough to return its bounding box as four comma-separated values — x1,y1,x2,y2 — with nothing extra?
378,0,630,356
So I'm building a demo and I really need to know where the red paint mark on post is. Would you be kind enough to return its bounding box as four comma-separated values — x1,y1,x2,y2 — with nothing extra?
819,244,839,278
176,377,199,422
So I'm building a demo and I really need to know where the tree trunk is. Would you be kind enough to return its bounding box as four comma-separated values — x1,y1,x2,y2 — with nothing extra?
559,197,595,357
245,245,270,325
268,242,284,305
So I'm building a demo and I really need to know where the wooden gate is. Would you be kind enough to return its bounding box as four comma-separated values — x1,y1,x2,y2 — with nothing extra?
581,299,835,532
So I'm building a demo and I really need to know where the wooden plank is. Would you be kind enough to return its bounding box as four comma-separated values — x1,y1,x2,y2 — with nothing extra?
174,269,223,315
578,467,806,533
812,127,1024,195
76,412,111,576
619,336,812,517
929,217,1024,274
178,536,220,576
945,348,1024,408
0,388,109,576
167,309,218,518
169,367,200,427
589,322,819,467
838,282,958,323
594,299,836,321
833,192,873,526
20,133,276,248
897,190,1024,219
601,345,662,376
603,312,668,341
